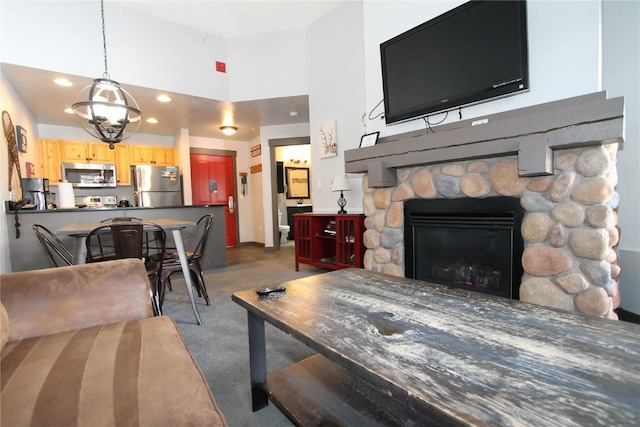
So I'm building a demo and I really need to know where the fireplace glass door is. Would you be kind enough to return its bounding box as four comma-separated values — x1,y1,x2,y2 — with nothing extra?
404,197,524,299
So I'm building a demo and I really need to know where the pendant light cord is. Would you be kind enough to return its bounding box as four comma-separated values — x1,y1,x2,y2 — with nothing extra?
101,0,110,80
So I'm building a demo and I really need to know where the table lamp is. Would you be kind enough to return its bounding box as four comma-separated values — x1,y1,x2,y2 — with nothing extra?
331,174,351,214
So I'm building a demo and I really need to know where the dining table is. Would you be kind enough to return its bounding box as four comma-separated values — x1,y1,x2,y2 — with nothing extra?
55,218,203,325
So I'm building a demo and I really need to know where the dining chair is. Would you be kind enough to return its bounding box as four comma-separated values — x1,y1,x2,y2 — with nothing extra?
32,224,74,267
85,221,167,315
155,214,213,308
89,217,144,261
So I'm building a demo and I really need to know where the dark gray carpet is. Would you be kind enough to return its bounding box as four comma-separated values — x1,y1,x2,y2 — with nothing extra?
161,249,324,426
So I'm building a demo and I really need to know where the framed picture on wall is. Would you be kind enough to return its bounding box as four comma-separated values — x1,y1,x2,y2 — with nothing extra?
359,131,379,148
285,167,310,199
318,120,337,158
16,125,27,153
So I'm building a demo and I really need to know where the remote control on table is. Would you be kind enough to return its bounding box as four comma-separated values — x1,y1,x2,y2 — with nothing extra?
256,286,286,296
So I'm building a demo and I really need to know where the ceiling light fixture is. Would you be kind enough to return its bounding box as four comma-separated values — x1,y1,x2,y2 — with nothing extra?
71,0,141,149
146,118,158,124
220,126,238,136
156,95,172,103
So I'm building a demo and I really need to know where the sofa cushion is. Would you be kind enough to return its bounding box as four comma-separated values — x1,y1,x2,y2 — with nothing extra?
1,315,226,426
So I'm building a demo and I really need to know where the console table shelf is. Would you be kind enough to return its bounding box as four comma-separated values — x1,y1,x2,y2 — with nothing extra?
293,213,365,271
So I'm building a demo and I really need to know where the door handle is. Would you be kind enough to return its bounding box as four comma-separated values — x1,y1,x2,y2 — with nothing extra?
228,195,234,213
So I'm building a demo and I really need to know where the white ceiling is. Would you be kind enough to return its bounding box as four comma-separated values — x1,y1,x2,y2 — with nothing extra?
114,0,346,39
2,1,346,141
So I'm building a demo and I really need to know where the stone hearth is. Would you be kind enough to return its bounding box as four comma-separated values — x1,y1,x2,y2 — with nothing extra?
361,145,621,319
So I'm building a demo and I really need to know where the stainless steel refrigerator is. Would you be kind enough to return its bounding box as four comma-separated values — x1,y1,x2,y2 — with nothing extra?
133,165,182,207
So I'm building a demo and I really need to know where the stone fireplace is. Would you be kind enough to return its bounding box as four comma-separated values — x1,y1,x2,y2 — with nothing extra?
347,92,624,320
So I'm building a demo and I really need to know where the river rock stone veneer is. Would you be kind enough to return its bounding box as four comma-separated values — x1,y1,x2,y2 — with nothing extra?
362,144,621,319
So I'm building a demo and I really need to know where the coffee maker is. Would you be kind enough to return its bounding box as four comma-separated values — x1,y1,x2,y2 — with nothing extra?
21,178,50,210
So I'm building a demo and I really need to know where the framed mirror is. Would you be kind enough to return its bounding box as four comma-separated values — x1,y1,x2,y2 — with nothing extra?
285,167,310,199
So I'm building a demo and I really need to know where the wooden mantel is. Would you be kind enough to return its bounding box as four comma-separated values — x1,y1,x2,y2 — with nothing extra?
345,92,624,187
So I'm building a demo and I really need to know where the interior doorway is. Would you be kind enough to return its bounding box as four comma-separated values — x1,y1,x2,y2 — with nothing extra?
190,150,238,247
269,137,311,251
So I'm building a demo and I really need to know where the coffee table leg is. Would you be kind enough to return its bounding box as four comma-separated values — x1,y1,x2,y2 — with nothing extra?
248,311,268,411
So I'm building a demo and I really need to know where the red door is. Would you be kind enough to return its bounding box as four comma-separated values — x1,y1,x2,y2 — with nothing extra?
190,154,237,247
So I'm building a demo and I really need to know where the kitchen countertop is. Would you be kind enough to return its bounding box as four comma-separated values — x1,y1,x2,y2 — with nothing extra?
5,205,229,272
5,203,226,214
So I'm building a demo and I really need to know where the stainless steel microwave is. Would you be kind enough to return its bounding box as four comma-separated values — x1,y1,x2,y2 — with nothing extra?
61,162,117,188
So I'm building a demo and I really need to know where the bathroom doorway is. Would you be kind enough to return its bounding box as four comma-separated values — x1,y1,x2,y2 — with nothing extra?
269,137,311,251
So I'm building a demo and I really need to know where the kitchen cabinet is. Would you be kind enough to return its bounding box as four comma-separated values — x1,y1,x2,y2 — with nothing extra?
130,145,175,165
60,140,115,163
114,144,132,186
39,139,62,183
37,139,173,186
293,213,365,271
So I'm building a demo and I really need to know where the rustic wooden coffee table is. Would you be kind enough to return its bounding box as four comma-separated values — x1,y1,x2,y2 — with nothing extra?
232,268,640,426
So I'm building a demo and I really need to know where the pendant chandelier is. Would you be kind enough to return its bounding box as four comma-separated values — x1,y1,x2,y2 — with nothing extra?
72,0,141,149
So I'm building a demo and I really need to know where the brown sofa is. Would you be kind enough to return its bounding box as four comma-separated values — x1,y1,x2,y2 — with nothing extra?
0,259,227,426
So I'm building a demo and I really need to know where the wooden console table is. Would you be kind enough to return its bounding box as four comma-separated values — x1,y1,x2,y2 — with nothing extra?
293,213,365,271
232,269,640,426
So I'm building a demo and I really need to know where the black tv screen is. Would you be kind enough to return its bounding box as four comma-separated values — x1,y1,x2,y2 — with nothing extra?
380,1,529,124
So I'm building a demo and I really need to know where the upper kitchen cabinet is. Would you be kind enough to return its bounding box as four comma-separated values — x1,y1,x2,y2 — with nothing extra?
60,140,116,164
130,145,175,166
39,139,62,183
114,144,132,186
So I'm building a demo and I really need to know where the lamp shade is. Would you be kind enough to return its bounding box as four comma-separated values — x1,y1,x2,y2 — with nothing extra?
331,174,351,192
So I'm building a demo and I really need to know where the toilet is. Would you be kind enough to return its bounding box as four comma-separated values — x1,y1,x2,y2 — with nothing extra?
278,210,290,244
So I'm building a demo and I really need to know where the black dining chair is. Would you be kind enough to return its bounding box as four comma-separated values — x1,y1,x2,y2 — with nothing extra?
85,221,166,315
32,224,74,267
154,214,213,308
88,217,144,262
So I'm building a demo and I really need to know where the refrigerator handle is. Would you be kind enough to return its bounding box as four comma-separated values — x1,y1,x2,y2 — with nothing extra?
228,195,234,214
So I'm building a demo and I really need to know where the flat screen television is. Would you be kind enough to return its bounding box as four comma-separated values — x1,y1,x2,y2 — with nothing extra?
380,0,529,125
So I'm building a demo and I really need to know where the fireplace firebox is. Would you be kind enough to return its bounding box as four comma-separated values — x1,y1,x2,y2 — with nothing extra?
404,197,524,299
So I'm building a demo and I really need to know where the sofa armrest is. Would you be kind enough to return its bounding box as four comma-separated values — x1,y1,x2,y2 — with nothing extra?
0,259,154,342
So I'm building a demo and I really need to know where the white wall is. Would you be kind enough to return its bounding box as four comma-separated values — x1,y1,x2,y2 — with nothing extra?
0,1,229,100
0,72,39,273
248,136,264,244
602,0,640,313
228,29,308,101
258,123,310,247
307,0,366,215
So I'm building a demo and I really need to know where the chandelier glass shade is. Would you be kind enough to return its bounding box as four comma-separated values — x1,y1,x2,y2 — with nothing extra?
71,0,141,149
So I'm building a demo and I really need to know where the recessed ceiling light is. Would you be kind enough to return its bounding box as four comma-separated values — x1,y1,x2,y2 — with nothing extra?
64,107,74,114
157,95,171,103
146,118,158,124
54,78,72,87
